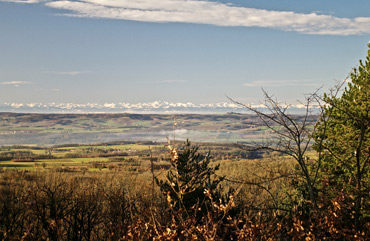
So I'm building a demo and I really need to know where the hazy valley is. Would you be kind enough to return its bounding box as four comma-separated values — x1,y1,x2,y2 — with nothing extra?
0,112,301,146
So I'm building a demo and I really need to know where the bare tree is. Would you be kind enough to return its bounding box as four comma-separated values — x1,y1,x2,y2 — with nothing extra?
228,89,322,207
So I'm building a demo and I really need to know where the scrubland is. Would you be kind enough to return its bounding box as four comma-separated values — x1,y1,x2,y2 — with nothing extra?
0,140,367,240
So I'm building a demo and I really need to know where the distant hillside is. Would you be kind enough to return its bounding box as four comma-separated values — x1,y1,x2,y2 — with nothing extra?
0,113,318,146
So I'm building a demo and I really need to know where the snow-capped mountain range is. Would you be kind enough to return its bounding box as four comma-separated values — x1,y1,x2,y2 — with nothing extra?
0,101,315,114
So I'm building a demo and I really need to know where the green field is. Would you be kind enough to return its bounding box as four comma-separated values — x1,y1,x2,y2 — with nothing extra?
0,140,270,171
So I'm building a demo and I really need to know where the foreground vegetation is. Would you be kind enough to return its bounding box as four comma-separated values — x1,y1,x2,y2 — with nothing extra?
0,141,367,240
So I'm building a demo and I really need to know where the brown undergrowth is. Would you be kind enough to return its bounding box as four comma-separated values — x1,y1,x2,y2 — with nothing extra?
0,146,369,240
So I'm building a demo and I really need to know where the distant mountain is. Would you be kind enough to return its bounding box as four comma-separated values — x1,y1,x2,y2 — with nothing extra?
0,101,317,114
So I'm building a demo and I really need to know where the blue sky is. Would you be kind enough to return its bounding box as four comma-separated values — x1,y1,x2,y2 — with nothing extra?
1,0,370,110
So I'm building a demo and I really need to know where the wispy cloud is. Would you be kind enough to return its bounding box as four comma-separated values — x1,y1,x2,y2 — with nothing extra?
0,0,41,3
243,80,321,87
56,71,84,76
3,0,370,35
43,71,87,76
159,80,186,83
40,0,370,36
0,81,32,87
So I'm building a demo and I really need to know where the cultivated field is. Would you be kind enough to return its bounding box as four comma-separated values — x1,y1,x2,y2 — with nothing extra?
0,140,267,171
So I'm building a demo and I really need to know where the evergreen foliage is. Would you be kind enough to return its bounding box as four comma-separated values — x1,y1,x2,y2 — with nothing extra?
156,140,224,221
314,43,370,230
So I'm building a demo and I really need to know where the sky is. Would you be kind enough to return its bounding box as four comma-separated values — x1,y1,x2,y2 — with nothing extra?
1,0,370,112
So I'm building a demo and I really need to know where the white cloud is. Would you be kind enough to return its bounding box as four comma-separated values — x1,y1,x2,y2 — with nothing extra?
41,0,370,35
0,81,32,86
243,80,321,87
4,0,370,35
